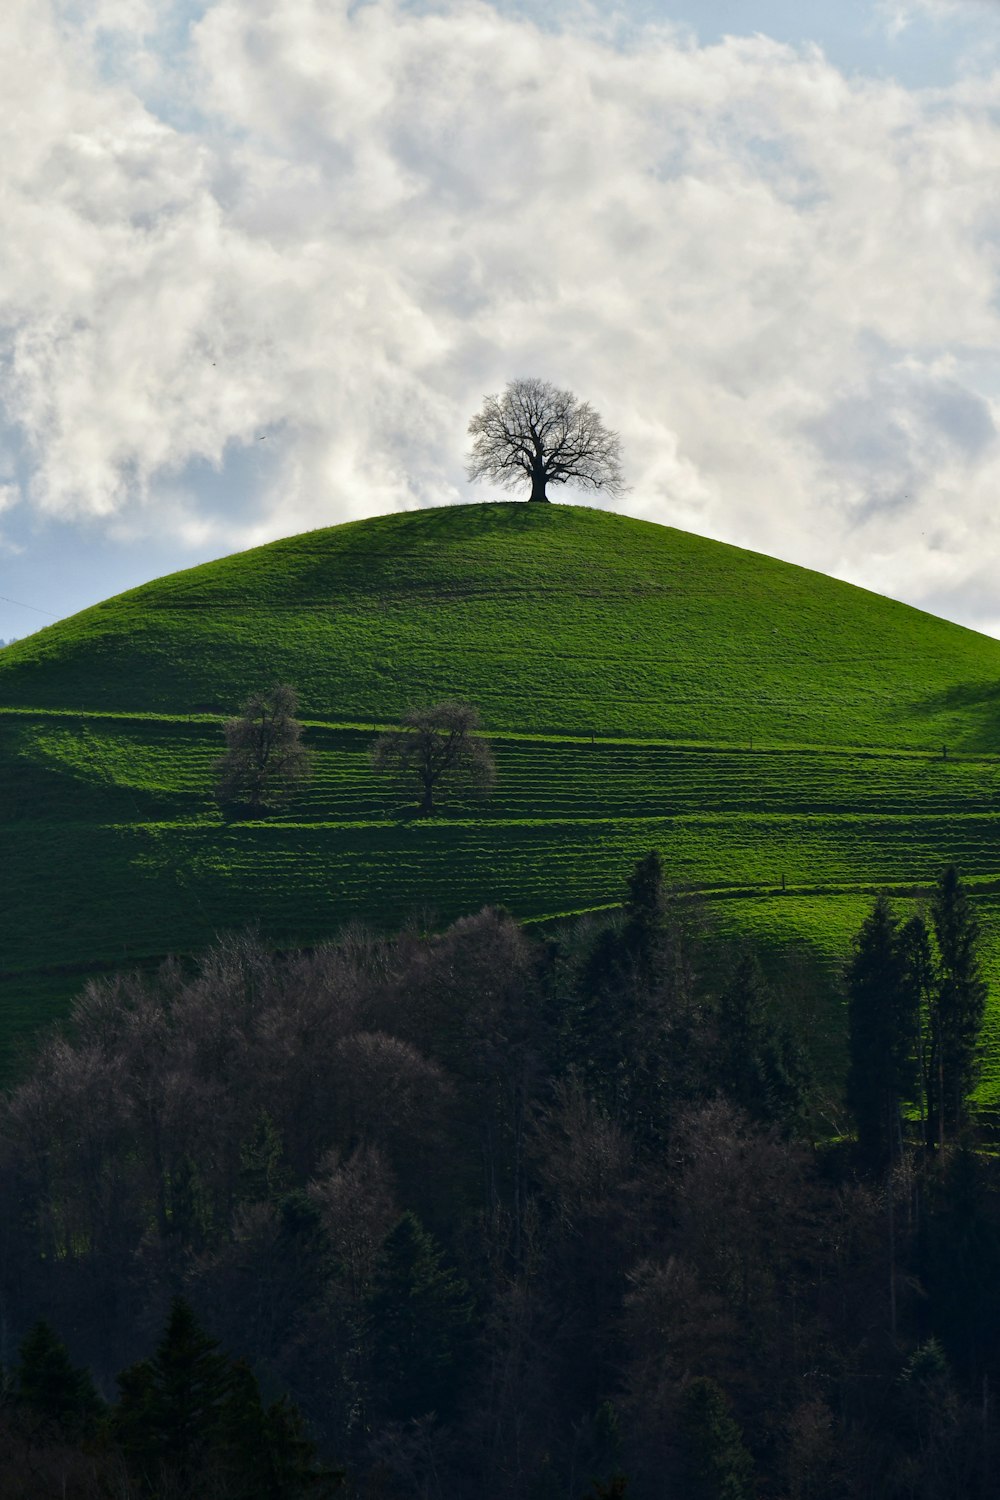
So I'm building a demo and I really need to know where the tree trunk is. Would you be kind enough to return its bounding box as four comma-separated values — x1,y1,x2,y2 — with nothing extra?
529,467,549,502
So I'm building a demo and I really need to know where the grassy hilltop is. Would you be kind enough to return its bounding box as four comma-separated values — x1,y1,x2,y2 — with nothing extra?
5,501,1000,745
4,502,1000,1092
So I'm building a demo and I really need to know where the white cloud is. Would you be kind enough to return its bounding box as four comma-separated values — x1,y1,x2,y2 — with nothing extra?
2,0,1000,625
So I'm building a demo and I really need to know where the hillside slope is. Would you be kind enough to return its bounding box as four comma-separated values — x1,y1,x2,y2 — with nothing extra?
4,503,1000,749
3,502,1000,1096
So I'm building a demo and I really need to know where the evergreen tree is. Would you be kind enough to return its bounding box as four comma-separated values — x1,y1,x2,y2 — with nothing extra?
918,1146,1000,1381
115,1298,231,1490
845,892,919,1169
674,1377,755,1500
239,1111,287,1204
716,948,809,1130
898,914,935,1147
216,1360,343,1497
167,1154,212,1251
113,1304,339,1499
571,851,698,1145
586,1480,629,1499
366,1212,473,1423
621,849,667,977
929,866,987,1146
15,1320,104,1438
113,1361,160,1485
580,1400,628,1499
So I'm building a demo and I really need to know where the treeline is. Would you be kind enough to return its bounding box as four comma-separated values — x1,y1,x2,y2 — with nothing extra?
846,870,987,1168
0,1300,339,1497
0,858,998,1497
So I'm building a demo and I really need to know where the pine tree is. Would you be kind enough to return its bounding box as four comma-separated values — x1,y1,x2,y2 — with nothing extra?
167,1154,212,1251
115,1307,340,1498
216,1360,343,1497
621,849,667,977
898,914,935,1147
716,948,809,1130
674,1377,755,1500
845,892,919,1169
582,1401,627,1499
16,1320,104,1438
239,1111,287,1204
366,1212,473,1423
115,1298,231,1489
571,851,694,1146
113,1361,160,1484
918,1146,1000,1380
929,866,987,1146
586,1480,629,1499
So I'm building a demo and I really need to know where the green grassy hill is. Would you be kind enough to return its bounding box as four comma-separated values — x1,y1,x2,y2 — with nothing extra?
4,502,1000,1094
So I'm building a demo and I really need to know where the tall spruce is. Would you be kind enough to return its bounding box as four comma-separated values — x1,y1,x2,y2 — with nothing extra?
366,1212,473,1423
16,1321,104,1438
621,849,667,978
929,866,987,1147
898,914,936,1147
716,948,809,1130
573,851,699,1147
674,1377,755,1500
845,892,919,1169
572,852,668,1122
216,1360,343,1497
918,1146,1000,1381
115,1298,231,1490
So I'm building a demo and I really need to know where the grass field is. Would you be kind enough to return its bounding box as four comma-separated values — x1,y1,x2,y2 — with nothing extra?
3,503,1000,1097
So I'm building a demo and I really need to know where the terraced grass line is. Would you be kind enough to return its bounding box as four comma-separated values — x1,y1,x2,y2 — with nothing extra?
6,712,1000,824
3,503,1000,1099
5,504,1000,748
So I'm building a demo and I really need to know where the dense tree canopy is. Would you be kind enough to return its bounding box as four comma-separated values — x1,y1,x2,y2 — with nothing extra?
0,858,996,1499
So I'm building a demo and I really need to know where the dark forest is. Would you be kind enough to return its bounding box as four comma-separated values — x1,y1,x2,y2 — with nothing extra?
1,856,997,1499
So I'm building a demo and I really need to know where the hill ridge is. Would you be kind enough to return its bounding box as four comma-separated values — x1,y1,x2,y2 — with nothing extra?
3,502,1000,752
4,500,1000,1099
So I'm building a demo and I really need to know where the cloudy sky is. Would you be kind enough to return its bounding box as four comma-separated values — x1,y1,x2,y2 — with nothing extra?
3,0,1000,640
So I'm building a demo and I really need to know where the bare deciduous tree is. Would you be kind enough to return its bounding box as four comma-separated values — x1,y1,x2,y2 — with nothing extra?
214,682,310,816
467,378,625,503
372,701,496,816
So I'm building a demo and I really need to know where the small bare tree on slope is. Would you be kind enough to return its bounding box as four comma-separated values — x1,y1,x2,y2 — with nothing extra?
372,702,496,817
215,683,310,816
467,378,625,504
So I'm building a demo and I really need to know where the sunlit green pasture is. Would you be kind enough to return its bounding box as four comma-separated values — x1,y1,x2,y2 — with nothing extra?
5,504,1000,747
3,504,1000,1096
4,705,1000,1100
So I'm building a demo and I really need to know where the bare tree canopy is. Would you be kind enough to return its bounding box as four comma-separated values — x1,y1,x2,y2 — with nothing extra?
215,682,311,815
372,701,496,816
466,377,625,503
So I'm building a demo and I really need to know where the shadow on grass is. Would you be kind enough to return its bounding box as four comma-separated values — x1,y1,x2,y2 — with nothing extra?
895,680,1000,753
0,758,200,824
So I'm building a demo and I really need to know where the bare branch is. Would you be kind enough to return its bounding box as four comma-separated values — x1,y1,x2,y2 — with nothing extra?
372,701,496,816
466,378,626,502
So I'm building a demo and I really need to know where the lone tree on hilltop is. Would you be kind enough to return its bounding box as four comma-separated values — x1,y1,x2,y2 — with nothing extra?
467,377,625,503
215,682,310,816
372,701,496,816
